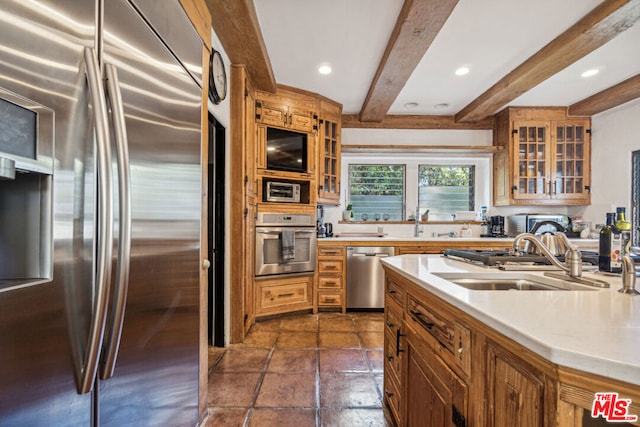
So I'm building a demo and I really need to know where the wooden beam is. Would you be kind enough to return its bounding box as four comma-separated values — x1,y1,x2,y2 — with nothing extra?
205,0,277,92
455,0,640,123
342,114,493,130
358,0,459,122
569,74,640,116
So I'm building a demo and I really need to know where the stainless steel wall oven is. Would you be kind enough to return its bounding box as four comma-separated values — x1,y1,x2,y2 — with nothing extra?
255,212,316,276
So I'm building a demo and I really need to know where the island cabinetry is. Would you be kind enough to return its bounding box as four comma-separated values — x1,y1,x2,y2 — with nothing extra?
316,245,346,312
254,273,313,317
486,339,554,427
384,272,405,426
317,98,342,205
493,107,591,206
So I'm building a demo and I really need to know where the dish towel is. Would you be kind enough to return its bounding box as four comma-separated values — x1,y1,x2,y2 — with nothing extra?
281,229,296,261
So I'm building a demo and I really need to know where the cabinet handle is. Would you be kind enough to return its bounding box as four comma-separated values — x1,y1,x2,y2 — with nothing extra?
386,354,394,361
452,404,466,427
547,179,553,197
278,292,295,298
386,321,394,327
385,391,394,398
395,329,405,356
410,310,434,329
388,290,397,294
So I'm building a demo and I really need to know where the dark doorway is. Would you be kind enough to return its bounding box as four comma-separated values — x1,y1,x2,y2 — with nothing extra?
208,113,226,347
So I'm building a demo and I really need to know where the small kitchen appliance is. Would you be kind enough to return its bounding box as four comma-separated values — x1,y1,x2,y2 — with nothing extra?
488,216,506,237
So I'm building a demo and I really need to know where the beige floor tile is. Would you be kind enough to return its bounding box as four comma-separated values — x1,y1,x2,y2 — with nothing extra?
354,318,385,333
319,331,361,348
207,347,226,372
268,349,317,373
250,318,282,332
236,330,279,348
249,408,316,427
255,373,317,408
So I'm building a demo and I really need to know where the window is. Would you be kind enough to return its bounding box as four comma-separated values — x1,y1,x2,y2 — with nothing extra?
348,164,405,221
418,165,475,221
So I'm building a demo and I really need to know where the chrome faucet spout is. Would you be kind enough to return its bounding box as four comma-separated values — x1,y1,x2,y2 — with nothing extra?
512,232,582,278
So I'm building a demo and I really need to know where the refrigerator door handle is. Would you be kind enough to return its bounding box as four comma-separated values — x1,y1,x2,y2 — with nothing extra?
78,47,114,394
99,63,132,380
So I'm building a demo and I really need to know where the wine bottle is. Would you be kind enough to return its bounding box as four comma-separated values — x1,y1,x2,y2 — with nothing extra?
599,212,616,272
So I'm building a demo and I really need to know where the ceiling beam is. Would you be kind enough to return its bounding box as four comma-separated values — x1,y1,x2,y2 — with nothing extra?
455,0,640,123
568,74,640,116
342,114,493,130
205,0,277,93
358,0,459,122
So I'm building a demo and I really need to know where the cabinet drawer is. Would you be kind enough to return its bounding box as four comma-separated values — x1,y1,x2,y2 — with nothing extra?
318,292,342,306
407,295,454,354
318,276,342,289
384,328,403,378
318,246,344,258
386,276,404,307
257,276,312,315
385,305,402,337
384,370,401,424
318,259,343,273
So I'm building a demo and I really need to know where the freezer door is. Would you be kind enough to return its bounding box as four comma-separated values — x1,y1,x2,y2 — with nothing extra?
0,0,97,425
97,1,202,425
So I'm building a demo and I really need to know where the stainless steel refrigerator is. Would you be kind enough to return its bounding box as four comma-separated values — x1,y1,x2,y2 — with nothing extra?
0,0,203,425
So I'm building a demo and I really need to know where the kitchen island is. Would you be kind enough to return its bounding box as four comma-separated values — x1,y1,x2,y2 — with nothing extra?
381,254,640,426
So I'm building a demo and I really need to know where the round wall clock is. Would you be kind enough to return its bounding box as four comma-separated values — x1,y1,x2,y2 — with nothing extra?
209,49,227,104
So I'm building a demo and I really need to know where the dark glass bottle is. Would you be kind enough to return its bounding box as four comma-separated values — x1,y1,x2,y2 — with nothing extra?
599,212,616,272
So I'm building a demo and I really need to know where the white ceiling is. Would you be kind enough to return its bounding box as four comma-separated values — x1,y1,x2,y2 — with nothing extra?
253,0,640,116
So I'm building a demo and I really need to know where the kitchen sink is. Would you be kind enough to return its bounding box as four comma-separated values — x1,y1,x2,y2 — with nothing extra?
432,272,599,291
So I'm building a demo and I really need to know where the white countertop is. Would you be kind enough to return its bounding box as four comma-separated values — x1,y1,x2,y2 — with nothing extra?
381,254,640,386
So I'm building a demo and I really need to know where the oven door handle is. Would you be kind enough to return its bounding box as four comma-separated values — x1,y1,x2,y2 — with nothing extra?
257,229,315,235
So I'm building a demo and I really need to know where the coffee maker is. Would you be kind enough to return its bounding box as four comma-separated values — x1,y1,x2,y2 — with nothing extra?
488,215,506,237
316,205,333,237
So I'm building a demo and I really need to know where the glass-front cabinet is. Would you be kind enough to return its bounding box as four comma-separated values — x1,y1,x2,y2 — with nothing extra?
317,99,341,205
494,107,591,206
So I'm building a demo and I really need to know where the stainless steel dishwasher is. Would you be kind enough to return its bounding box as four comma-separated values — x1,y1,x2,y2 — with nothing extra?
346,246,395,309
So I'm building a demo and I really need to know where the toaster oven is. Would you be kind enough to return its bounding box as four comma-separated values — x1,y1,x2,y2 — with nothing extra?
507,214,570,236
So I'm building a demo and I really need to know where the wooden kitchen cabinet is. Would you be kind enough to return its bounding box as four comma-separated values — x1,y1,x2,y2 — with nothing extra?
493,107,591,206
255,86,318,134
486,340,549,427
383,273,405,426
317,99,342,205
316,245,346,312
255,273,313,317
395,240,512,255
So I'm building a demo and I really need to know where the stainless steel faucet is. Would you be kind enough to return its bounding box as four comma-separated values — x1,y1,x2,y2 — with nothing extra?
512,232,582,277
511,232,609,288
414,212,422,237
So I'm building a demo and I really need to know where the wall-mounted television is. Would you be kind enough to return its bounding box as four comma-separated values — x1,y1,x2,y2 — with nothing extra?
266,127,308,173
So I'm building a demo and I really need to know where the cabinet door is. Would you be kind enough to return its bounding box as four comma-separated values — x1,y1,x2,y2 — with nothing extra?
317,117,341,204
487,341,545,427
512,121,552,201
405,337,467,427
255,99,287,127
551,120,590,204
287,105,316,133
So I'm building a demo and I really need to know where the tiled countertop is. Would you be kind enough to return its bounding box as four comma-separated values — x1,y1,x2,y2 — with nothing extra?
381,254,640,386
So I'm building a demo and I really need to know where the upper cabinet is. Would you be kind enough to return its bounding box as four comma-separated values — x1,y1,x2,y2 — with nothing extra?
317,99,342,205
255,87,318,134
494,107,591,206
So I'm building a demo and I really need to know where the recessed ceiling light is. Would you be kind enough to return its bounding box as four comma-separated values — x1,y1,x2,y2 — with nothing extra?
318,64,332,75
404,102,419,109
581,68,599,78
455,66,470,76
434,103,450,109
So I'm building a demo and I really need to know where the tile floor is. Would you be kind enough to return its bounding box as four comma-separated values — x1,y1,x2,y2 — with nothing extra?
204,312,390,426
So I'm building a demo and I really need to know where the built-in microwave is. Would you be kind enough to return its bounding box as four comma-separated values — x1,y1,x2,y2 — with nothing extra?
266,181,301,203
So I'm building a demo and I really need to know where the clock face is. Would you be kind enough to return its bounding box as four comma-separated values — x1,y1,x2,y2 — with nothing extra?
210,50,227,103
